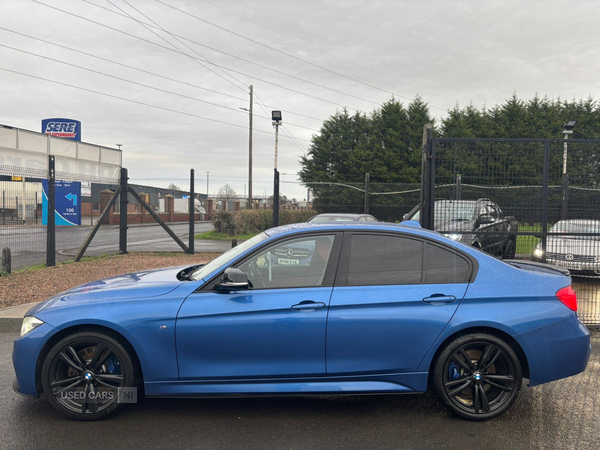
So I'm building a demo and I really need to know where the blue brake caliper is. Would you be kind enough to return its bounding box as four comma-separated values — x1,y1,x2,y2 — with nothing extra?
449,362,461,380
106,356,121,374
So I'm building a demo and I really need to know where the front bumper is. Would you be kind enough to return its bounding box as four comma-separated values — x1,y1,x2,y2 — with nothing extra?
548,259,600,274
12,322,57,397
532,256,600,274
514,313,591,386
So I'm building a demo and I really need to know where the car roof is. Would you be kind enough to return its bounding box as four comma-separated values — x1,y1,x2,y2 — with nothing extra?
264,221,437,238
555,219,600,225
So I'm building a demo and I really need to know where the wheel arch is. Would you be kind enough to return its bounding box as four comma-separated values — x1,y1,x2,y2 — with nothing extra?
426,326,530,381
35,324,145,395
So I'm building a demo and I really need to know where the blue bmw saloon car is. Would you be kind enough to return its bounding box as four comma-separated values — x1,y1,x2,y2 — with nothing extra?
13,222,590,421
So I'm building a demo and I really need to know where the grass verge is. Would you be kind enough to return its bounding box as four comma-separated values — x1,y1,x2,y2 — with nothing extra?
10,253,116,275
516,224,542,255
194,230,257,240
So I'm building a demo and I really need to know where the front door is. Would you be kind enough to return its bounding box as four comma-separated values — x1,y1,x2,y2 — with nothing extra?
176,233,341,379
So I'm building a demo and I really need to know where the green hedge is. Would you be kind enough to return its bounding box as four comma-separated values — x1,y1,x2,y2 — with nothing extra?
212,209,317,236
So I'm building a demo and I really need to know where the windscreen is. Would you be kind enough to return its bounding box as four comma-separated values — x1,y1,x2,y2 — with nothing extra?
550,221,600,239
435,203,476,221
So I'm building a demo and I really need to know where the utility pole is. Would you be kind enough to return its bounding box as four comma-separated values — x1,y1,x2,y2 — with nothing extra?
249,85,253,209
239,86,253,209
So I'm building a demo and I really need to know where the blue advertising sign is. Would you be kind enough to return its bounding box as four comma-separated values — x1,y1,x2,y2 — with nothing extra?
42,180,81,226
42,118,82,141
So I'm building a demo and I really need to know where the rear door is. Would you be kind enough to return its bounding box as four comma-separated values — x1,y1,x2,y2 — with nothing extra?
326,232,474,375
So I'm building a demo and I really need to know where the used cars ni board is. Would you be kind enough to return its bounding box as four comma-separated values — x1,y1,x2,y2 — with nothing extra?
13,222,590,421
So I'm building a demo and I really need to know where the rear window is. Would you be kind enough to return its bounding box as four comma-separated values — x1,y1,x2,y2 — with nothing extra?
423,243,471,283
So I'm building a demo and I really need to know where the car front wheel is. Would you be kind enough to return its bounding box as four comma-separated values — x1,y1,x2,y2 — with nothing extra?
430,333,522,420
41,329,137,420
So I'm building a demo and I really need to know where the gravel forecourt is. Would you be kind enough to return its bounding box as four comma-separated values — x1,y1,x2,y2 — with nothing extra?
0,253,220,309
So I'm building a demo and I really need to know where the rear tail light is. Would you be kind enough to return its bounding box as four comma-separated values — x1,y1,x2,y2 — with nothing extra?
556,286,577,311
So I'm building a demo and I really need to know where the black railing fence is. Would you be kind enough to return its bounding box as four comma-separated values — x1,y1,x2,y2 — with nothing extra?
421,135,600,326
2,138,600,326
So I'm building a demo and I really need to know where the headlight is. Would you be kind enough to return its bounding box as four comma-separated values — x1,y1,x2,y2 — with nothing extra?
443,233,461,241
533,248,544,259
20,317,44,337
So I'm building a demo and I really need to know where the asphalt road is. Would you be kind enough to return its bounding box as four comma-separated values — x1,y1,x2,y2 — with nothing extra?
0,222,220,270
1,332,598,450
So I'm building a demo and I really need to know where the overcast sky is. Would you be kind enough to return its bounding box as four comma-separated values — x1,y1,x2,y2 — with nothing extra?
1,0,600,185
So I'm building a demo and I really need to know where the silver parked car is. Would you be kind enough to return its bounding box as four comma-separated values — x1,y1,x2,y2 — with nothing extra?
307,213,378,223
532,220,600,275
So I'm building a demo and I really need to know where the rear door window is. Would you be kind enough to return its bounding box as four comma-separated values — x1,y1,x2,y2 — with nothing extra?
345,233,473,286
347,235,423,285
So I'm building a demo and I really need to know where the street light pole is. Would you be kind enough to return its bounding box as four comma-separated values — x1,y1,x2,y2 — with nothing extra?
272,111,282,227
561,120,576,220
274,122,279,171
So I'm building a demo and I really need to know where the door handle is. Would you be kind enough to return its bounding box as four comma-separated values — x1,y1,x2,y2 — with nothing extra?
423,295,457,304
291,301,326,311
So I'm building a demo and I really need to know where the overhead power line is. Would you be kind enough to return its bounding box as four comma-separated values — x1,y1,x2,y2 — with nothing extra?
155,0,448,111
199,0,454,102
80,0,379,108
105,0,248,93
32,1,360,111
252,90,308,153
0,67,313,142
0,43,320,132
0,26,326,123
110,0,316,147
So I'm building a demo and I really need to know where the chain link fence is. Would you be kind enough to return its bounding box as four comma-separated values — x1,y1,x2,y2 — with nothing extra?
429,138,600,326
0,180,45,271
3,141,600,327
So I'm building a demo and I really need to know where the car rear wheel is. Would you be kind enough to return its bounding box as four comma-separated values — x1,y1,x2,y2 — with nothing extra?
430,333,522,421
41,330,137,421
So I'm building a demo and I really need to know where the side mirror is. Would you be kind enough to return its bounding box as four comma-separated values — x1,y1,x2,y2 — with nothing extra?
216,267,249,291
402,213,409,221
478,214,494,224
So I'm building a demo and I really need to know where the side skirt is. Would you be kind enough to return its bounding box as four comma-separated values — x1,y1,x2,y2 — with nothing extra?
144,372,429,397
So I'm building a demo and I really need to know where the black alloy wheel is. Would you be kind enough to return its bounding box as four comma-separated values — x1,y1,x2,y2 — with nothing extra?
430,333,522,421
41,330,137,421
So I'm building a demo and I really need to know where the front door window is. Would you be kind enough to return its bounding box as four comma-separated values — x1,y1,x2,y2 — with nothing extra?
238,235,335,289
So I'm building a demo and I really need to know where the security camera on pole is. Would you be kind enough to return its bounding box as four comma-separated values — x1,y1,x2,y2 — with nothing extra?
272,111,282,227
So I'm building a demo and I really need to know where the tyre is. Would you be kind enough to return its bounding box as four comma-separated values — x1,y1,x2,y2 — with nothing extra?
41,329,137,421
503,239,516,259
430,333,522,421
